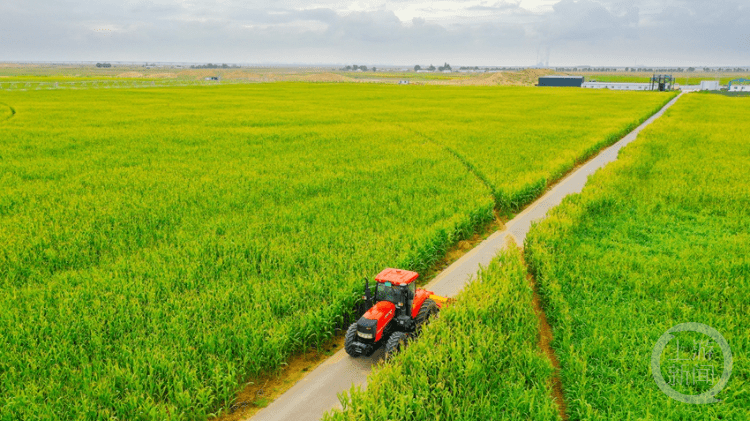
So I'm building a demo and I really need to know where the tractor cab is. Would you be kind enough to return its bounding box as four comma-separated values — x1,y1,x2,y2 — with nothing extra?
373,268,418,314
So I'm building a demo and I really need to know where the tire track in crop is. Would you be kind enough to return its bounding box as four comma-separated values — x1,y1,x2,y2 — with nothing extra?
0,103,16,123
396,123,497,199
528,272,568,421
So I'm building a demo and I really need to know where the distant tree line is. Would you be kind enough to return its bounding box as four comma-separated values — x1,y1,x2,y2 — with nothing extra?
95,63,112,68
707,67,749,72
414,63,451,72
190,63,240,69
553,66,749,73
340,65,376,71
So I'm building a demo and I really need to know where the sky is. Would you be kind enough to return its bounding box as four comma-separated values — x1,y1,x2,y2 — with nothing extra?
1,0,748,66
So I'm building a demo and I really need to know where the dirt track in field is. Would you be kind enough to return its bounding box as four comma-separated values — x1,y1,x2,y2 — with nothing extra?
529,273,569,421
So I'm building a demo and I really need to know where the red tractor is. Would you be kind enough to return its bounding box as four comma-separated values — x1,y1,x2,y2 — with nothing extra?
345,268,446,359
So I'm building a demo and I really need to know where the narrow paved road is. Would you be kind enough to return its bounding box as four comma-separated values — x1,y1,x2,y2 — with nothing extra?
249,93,683,421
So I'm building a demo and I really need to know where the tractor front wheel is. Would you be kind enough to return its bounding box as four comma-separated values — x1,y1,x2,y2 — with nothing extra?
385,331,410,359
344,323,362,357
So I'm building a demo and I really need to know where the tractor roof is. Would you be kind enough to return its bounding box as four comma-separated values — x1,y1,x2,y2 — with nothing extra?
375,268,419,285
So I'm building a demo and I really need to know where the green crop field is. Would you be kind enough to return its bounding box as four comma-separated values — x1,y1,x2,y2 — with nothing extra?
401,89,674,210
0,83,672,419
326,245,561,421
0,76,155,82
684,76,750,85
343,71,465,81
0,79,222,91
585,74,652,83
0,103,12,121
588,74,750,85
526,94,750,419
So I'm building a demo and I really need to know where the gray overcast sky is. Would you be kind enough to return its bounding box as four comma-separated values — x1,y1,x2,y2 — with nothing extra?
1,0,748,66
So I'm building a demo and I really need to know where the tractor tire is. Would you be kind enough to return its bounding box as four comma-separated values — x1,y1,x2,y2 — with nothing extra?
415,298,439,334
344,322,362,357
385,331,410,360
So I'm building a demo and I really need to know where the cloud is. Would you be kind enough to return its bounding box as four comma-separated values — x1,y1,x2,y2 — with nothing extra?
0,0,748,65
539,0,639,43
466,2,521,12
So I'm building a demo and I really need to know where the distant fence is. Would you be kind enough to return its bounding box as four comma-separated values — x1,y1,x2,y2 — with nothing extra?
0,79,265,91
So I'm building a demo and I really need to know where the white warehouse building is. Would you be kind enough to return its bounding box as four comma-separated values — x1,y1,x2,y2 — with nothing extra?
700,81,720,91
728,78,750,92
582,82,652,91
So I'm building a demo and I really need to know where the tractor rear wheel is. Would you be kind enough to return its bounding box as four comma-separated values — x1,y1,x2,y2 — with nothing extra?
385,331,410,359
415,298,439,333
344,322,361,357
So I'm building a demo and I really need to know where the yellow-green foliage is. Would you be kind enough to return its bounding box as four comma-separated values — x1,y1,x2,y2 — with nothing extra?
526,94,750,419
401,88,676,211
326,245,561,421
0,103,12,121
0,83,670,419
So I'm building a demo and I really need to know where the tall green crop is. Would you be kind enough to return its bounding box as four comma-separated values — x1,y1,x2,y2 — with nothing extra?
0,103,12,121
525,93,750,420
0,83,672,419
400,87,676,211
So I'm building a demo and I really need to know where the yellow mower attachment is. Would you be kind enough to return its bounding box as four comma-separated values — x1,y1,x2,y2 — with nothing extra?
429,294,453,307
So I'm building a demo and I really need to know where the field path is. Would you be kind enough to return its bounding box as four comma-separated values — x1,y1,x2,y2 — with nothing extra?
248,92,684,421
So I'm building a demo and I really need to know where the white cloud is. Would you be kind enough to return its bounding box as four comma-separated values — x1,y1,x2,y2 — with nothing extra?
0,0,748,65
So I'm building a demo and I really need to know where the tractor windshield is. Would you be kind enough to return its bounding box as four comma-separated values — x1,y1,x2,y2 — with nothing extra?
375,282,401,304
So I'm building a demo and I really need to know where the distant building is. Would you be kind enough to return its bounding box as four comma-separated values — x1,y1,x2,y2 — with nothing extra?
728,78,750,91
582,82,652,91
699,81,720,91
538,76,584,87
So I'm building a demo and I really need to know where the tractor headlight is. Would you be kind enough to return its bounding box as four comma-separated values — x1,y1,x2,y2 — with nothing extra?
357,332,374,339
